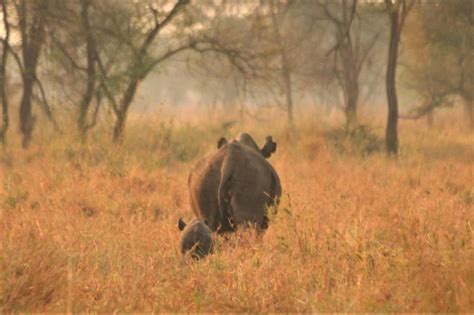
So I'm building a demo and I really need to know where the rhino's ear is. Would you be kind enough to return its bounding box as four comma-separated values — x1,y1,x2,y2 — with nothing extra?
178,218,187,231
261,136,277,158
217,137,228,149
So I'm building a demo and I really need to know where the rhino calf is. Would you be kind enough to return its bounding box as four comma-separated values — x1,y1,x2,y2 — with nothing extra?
178,218,213,260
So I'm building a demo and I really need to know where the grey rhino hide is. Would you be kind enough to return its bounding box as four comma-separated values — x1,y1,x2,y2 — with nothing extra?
234,133,261,152
189,135,282,233
178,218,213,259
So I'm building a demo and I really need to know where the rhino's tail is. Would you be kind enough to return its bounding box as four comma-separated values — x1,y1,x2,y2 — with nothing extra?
217,156,235,233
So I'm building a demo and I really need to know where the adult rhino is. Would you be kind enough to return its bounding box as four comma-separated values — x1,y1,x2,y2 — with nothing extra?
188,133,281,233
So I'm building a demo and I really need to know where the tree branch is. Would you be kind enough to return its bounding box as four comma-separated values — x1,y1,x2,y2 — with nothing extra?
95,53,119,115
0,39,24,72
399,0,415,33
400,93,450,120
49,31,87,71
325,0,358,57
85,95,102,130
356,31,381,76
140,0,190,54
142,44,192,77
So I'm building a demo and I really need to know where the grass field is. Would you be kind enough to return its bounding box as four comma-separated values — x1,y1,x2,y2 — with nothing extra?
1,115,473,312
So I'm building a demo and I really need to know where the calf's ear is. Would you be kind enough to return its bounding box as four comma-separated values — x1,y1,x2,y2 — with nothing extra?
217,137,228,149
178,218,187,231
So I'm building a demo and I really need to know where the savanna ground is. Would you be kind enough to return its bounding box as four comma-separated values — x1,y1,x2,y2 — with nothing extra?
1,110,473,312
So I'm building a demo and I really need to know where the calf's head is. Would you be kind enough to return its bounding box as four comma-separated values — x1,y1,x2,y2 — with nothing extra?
178,218,213,260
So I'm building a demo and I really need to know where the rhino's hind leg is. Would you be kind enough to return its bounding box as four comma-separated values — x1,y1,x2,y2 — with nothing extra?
260,214,269,230
217,215,235,233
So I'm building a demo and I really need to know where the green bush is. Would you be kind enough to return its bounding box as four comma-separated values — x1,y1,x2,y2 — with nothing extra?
325,124,382,156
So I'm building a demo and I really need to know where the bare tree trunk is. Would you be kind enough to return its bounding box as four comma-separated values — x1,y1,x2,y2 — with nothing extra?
19,76,36,148
17,0,46,148
385,3,401,155
464,97,473,131
238,77,246,124
282,54,294,126
77,0,96,141
344,78,359,129
426,108,434,128
236,93,244,124
385,0,413,155
113,112,126,143
113,80,138,142
320,0,363,129
269,0,294,127
0,0,10,145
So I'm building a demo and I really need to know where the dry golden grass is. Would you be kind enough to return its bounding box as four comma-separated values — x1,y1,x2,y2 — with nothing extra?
1,116,473,312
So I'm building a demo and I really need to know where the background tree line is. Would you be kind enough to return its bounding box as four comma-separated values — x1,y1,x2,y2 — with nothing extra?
0,0,472,154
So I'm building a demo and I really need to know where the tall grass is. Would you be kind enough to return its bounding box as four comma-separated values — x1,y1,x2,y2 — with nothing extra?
1,116,473,312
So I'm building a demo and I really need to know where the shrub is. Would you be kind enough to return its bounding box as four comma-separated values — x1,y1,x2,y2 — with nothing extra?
325,124,382,156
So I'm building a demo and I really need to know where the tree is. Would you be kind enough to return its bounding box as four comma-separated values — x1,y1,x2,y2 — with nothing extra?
241,0,320,127
314,0,381,128
97,0,266,141
46,0,127,141
185,0,299,127
384,0,414,155
0,0,10,145
77,0,98,140
15,0,48,148
182,2,272,123
93,0,192,142
268,0,295,126
41,0,261,142
401,0,473,130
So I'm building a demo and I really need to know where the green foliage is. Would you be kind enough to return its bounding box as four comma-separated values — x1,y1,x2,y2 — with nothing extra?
325,124,382,156
458,190,473,206
2,187,29,210
402,0,473,113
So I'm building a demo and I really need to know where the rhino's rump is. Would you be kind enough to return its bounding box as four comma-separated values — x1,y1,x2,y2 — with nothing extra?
188,142,281,232
225,148,276,226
